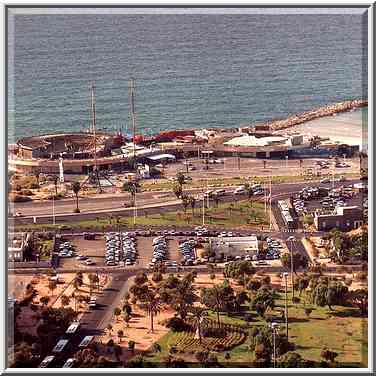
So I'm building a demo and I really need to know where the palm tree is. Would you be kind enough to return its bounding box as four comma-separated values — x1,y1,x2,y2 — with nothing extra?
48,280,57,297
117,329,124,343
40,296,50,306
124,313,131,327
141,291,162,333
49,175,59,196
113,307,122,322
60,294,70,308
71,181,81,213
73,272,84,290
181,194,190,214
190,307,207,344
123,181,139,206
189,196,196,216
172,182,183,199
176,172,185,187
34,168,41,186
243,182,254,204
88,273,97,297
71,292,77,312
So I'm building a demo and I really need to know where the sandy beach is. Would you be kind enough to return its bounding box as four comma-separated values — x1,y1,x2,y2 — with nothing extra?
280,109,367,151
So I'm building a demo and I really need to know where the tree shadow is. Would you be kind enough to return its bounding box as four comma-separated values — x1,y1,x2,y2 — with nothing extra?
330,309,364,318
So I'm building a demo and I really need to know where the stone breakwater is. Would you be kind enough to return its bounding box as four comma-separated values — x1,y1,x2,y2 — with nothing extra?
260,99,367,131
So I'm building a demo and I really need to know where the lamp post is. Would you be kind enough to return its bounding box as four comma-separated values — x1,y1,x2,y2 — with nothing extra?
287,236,296,300
52,193,56,226
283,272,289,341
202,194,205,226
270,322,278,368
133,194,137,226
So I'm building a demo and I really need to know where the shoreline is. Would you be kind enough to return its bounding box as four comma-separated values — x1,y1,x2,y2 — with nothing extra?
248,99,367,132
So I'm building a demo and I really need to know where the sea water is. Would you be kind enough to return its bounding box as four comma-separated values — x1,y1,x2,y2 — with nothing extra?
7,11,367,142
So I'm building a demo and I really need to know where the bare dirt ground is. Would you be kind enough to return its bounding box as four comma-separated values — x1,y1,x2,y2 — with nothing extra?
11,273,112,338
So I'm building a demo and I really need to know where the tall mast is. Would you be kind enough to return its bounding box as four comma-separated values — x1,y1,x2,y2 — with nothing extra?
129,78,136,169
90,82,98,173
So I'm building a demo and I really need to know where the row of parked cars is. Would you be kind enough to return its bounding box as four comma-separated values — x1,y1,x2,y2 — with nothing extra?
149,236,168,267
105,232,137,266
58,241,76,258
292,198,307,215
257,237,283,261
179,239,197,266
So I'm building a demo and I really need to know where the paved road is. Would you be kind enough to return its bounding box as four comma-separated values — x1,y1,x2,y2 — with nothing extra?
79,272,135,337
10,179,360,226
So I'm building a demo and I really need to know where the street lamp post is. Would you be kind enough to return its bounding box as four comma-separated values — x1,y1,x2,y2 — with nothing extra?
270,322,278,368
52,193,56,226
269,175,272,232
202,194,205,226
287,236,296,300
133,194,137,226
283,272,289,341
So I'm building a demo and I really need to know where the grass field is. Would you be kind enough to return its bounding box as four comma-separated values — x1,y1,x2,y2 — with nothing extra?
145,291,368,368
15,200,267,232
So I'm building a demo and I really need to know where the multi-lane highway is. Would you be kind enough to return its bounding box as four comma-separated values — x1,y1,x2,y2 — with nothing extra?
10,179,360,226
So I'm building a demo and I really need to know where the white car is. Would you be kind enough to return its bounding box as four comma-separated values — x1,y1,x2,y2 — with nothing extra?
233,186,246,195
85,259,95,265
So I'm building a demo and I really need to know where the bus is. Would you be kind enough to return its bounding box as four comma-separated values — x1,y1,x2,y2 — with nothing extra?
39,355,55,368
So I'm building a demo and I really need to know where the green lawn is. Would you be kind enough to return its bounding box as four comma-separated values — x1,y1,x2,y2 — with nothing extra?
15,200,267,232
144,291,368,368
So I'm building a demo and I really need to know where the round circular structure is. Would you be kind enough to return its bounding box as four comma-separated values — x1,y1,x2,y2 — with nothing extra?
17,132,112,160
11,132,128,175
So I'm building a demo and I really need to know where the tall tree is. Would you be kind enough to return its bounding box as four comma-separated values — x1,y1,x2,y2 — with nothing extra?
251,286,276,318
280,252,308,273
71,181,81,213
188,195,196,216
140,291,162,333
172,182,183,199
189,307,207,344
243,182,254,202
50,174,59,196
122,180,139,206
60,294,70,308
176,172,186,187
181,194,190,214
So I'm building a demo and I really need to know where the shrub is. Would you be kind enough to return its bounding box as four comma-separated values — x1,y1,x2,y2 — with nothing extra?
304,308,313,317
21,189,34,196
128,340,135,353
356,272,367,281
152,272,163,283
9,194,32,203
152,343,162,353
195,351,209,363
169,345,178,354
165,316,190,332
244,313,253,322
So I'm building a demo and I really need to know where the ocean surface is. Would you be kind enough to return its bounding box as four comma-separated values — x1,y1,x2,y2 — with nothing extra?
8,11,368,142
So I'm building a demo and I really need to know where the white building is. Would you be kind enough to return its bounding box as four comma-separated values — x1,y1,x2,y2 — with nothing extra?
211,236,259,257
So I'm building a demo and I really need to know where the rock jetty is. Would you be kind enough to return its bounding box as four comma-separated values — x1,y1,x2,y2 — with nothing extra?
256,99,367,131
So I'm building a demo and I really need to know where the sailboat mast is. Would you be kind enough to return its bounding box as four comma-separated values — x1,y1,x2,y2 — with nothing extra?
90,82,98,172
129,78,136,169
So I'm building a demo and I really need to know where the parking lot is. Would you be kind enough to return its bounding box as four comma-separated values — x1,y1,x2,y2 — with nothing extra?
294,185,363,217
58,236,106,268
